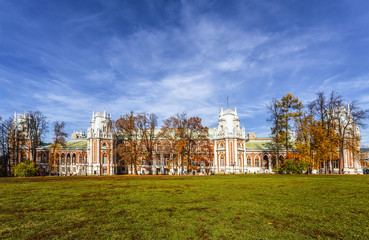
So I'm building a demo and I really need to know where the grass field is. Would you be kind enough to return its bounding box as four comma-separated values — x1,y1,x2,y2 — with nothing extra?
0,174,368,239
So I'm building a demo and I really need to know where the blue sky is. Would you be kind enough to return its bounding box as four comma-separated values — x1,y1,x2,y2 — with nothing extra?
1,0,369,144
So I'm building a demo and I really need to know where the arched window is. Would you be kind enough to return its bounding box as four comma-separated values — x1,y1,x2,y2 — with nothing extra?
238,156,241,166
38,154,41,163
72,154,76,164
102,142,107,149
247,156,252,167
43,153,47,163
61,154,65,164
67,154,71,164
255,156,260,167
220,156,225,166
102,154,107,164
220,143,224,148
263,155,269,168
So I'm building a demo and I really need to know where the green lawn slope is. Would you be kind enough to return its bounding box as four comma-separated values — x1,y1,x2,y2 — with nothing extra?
0,174,368,239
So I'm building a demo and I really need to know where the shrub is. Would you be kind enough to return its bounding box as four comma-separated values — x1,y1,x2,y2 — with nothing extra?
12,160,38,177
274,159,309,174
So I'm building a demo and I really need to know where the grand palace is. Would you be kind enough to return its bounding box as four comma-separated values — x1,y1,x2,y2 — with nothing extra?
10,106,364,175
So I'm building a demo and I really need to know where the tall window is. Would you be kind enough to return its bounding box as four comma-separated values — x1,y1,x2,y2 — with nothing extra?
72,154,76,164
79,155,82,164
255,156,260,167
142,159,146,165
333,160,339,168
103,154,107,164
247,157,251,167
263,155,268,168
220,156,225,166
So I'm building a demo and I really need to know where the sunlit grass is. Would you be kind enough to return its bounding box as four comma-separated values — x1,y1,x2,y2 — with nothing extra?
0,174,368,239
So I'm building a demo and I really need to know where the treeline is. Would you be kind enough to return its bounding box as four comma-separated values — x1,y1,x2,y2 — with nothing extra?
115,112,212,175
267,91,368,174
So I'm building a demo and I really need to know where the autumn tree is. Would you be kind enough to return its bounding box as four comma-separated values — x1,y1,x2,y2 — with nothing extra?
48,121,68,175
137,113,162,175
333,100,368,173
294,111,314,171
267,93,302,167
307,92,341,173
162,113,210,175
277,93,303,155
115,111,145,175
294,91,367,174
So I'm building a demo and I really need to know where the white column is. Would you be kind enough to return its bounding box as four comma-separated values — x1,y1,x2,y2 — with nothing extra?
225,139,229,172
268,154,272,171
213,140,218,173
234,139,237,172
242,141,247,172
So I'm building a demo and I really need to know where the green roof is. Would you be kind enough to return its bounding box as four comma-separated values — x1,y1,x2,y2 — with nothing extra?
245,140,273,151
37,140,88,150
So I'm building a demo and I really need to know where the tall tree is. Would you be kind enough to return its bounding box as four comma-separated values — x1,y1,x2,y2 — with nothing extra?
115,111,144,175
0,116,9,176
277,93,303,155
8,117,26,170
267,94,303,166
49,121,68,175
267,98,284,166
308,91,341,173
137,113,163,175
27,111,48,162
294,111,314,171
334,100,368,173
162,113,210,175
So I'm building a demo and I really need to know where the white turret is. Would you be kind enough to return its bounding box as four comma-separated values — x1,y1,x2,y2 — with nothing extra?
216,105,245,139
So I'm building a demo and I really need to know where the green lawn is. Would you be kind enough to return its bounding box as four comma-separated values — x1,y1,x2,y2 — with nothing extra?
0,174,368,239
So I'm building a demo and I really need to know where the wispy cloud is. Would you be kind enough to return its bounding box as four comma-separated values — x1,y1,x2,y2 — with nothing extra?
1,0,369,145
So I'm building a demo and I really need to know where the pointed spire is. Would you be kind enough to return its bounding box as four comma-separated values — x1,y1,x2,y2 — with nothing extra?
92,108,95,119
220,104,223,116
104,107,106,117
14,110,17,120
234,104,237,116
